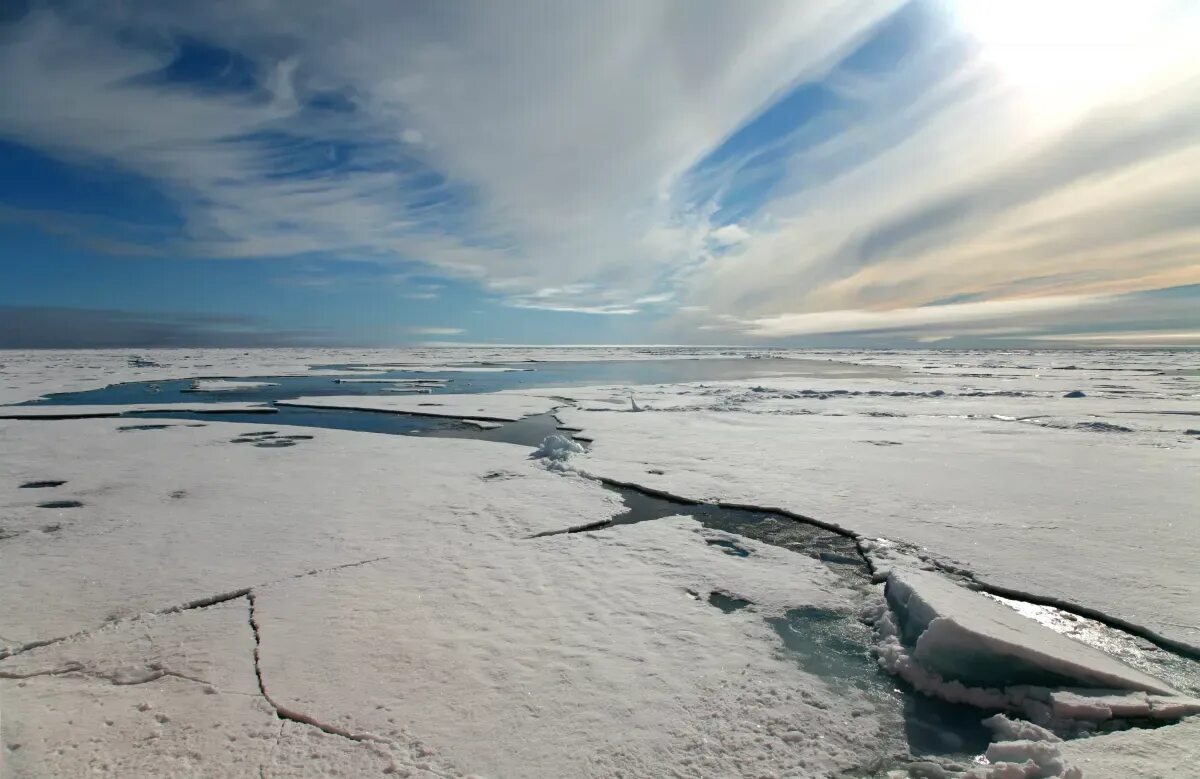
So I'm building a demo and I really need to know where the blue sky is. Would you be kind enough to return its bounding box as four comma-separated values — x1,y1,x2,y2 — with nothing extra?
1,0,1198,347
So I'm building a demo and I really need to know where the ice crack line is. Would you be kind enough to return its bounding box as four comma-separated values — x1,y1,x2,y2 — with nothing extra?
0,661,220,690
0,556,392,661
531,468,1200,663
246,592,392,746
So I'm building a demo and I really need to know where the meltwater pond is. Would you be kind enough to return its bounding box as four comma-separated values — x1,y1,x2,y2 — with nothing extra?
19,356,902,407
15,357,897,449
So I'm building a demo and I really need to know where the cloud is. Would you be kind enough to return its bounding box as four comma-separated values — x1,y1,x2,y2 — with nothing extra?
0,306,330,347
708,223,749,246
0,0,900,315
739,295,1106,337
1025,330,1200,345
406,326,464,336
2,0,1196,344
666,4,1200,341
400,282,444,300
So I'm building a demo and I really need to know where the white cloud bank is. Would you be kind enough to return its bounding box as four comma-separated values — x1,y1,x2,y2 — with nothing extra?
0,0,1197,342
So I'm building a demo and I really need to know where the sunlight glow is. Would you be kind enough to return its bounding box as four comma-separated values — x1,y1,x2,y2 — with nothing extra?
951,0,1190,119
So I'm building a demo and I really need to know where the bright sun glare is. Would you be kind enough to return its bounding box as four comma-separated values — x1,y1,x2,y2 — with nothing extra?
951,0,1189,120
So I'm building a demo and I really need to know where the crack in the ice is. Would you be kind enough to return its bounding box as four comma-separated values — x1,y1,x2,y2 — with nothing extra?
287,556,390,581
0,556,391,661
246,592,392,747
0,661,220,690
532,469,1200,666
528,518,613,538
960,576,1200,662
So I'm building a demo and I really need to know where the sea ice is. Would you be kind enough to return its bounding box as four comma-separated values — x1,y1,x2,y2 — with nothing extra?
882,568,1176,695
276,392,561,421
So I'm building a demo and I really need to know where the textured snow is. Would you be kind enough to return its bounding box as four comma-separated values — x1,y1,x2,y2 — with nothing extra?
0,600,439,777
277,392,562,421
250,518,873,778
0,416,885,777
0,419,617,644
1057,715,1200,778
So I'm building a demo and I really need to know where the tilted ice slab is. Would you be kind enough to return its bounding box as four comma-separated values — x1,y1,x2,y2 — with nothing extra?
186,380,281,392
884,568,1176,696
0,401,275,418
276,392,562,422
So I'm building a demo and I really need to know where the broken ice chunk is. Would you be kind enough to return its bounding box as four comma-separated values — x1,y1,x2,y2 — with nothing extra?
885,569,1176,695
530,434,585,472
1048,689,1200,722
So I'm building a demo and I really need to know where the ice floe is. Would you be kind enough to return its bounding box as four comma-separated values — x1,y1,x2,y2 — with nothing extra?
276,392,562,421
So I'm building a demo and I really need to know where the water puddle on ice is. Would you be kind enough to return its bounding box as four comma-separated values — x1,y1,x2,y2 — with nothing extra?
124,407,562,449
17,357,905,408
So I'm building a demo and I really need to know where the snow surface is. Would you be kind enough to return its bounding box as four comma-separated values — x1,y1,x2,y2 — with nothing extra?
0,402,274,418
1,417,891,777
276,392,562,421
250,518,873,778
2,348,1197,778
552,395,1200,653
1057,715,1200,778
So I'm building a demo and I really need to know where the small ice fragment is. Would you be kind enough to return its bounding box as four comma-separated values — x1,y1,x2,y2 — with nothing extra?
531,434,585,471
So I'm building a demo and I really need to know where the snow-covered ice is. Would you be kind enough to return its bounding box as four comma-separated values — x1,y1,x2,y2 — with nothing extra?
553,401,1200,653
277,392,563,421
1,347,1197,778
2,417,891,777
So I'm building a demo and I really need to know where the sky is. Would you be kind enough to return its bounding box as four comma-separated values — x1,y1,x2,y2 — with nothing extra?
1,0,1198,348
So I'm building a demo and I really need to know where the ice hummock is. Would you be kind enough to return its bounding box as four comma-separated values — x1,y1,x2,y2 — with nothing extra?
870,569,1200,775
530,434,585,471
